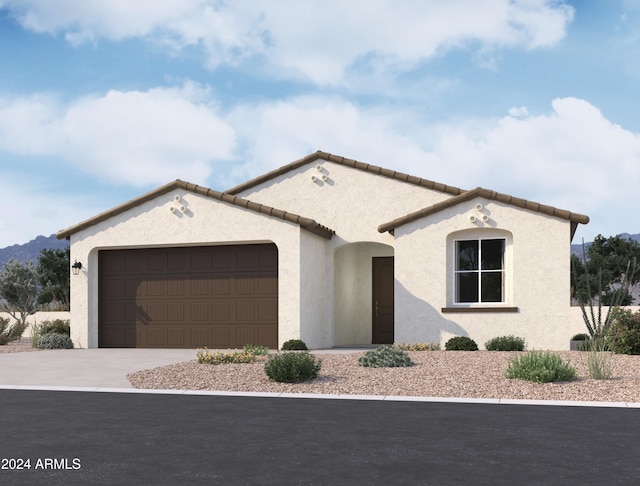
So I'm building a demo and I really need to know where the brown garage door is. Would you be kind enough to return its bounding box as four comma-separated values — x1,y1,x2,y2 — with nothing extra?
98,244,278,348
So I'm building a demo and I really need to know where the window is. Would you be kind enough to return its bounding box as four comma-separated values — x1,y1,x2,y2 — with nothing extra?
455,238,505,304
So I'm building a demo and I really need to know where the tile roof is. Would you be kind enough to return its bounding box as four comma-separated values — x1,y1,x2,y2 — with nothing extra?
377,187,590,239
226,150,465,196
56,179,335,240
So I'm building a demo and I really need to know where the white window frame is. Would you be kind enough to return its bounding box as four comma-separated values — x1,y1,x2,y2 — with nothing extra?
453,237,507,306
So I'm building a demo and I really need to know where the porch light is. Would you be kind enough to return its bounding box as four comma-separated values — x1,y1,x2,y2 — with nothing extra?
71,260,83,275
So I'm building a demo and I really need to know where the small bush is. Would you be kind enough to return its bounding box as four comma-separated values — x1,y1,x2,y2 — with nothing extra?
358,346,414,368
37,332,74,350
243,344,270,356
395,342,440,351
0,317,27,345
586,338,613,380
281,339,308,351
32,319,71,348
485,335,525,351
607,308,640,355
571,333,589,341
445,336,478,351
506,350,576,383
197,348,256,364
264,351,321,383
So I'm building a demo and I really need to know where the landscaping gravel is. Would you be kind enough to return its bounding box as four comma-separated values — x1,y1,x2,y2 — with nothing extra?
0,337,40,354
127,351,640,403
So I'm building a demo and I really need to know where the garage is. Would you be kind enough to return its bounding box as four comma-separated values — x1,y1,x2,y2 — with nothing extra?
98,243,278,348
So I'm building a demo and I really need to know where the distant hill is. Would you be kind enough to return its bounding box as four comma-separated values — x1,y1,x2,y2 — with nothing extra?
0,234,69,267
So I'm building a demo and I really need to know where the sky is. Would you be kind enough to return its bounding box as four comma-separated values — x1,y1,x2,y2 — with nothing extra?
0,0,639,248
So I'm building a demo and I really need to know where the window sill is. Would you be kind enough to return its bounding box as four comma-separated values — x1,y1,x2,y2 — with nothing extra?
441,307,519,314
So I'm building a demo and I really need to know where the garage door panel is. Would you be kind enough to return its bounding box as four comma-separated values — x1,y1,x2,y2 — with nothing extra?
99,244,278,348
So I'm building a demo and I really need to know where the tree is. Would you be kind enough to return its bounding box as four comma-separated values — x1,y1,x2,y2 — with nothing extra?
37,247,70,310
572,236,638,339
572,235,640,305
0,259,39,328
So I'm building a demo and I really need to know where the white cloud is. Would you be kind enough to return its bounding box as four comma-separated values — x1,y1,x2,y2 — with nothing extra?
0,0,575,84
227,95,640,241
0,83,235,186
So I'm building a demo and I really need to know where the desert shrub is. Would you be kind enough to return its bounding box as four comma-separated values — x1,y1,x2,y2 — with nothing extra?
506,350,576,383
485,335,525,351
445,336,478,351
197,348,256,364
31,319,71,348
586,337,613,380
264,351,321,383
607,307,640,355
37,332,74,350
281,339,308,351
0,317,27,345
395,342,440,351
243,344,270,356
358,346,414,368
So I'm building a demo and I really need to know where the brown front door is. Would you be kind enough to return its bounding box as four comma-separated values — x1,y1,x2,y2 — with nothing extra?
372,256,394,344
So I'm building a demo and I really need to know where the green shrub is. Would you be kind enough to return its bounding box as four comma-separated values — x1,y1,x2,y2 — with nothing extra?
358,346,414,368
571,333,589,341
37,332,74,350
607,308,640,355
586,337,613,380
197,348,256,364
395,341,440,351
506,350,576,383
445,336,478,351
32,319,71,348
0,317,27,345
264,351,321,383
281,339,308,351
485,335,525,351
243,344,270,356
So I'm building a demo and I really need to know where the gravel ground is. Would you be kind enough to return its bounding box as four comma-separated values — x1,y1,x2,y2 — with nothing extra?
0,337,40,354
128,351,640,403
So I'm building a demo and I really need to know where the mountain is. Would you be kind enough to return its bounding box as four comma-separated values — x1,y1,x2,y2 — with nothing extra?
0,234,69,267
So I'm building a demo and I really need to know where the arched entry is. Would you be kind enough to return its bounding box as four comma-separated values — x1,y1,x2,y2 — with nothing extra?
333,242,394,346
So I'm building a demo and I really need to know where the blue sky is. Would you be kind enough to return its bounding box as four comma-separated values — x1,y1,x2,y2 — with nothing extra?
0,0,639,248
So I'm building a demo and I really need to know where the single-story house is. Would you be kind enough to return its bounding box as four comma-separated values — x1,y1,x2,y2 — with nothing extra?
56,151,589,350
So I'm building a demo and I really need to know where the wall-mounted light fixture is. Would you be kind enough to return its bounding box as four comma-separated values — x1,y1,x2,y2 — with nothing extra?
71,260,83,275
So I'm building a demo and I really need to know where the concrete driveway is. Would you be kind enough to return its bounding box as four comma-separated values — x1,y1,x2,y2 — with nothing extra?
0,348,197,388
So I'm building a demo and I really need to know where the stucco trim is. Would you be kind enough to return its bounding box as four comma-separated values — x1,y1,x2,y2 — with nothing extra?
441,307,520,313
55,179,335,240
226,150,465,196
378,187,590,238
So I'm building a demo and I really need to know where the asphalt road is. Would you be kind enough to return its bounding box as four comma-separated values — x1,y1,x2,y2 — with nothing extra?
1,389,639,485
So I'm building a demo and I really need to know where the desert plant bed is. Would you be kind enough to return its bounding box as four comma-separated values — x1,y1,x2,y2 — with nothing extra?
127,351,640,403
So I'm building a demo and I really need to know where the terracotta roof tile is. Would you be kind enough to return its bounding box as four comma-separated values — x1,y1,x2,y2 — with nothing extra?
56,179,335,240
377,187,589,239
226,150,465,196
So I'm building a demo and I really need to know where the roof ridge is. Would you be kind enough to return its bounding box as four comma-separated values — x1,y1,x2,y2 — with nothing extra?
378,186,589,239
56,179,335,240
226,150,465,196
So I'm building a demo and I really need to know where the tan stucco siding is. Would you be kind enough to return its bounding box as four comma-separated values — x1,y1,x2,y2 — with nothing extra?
393,197,574,350
234,160,452,244
68,189,318,349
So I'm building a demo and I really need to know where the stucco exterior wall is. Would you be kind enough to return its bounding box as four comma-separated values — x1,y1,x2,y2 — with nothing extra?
68,188,325,349
333,242,394,346
235,160,451,245
394,196,575,350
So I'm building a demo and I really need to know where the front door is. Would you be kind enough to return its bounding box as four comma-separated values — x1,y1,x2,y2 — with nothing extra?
372,257,394,344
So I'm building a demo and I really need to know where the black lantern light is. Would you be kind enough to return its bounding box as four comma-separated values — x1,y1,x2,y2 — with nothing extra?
71,260,83,275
